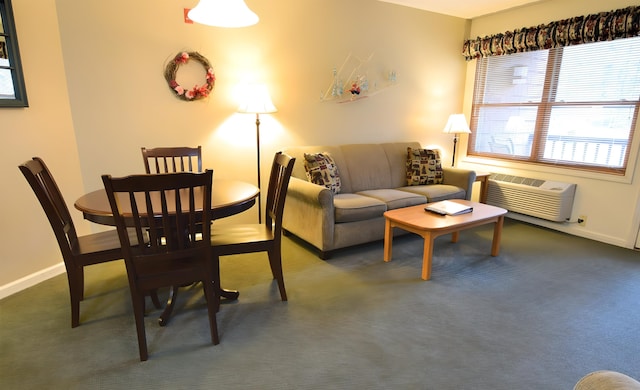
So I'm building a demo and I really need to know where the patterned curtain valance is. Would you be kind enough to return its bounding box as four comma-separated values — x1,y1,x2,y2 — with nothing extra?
462,5,640,61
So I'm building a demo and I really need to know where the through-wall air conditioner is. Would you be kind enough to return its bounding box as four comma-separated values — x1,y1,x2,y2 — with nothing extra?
486,174,576,222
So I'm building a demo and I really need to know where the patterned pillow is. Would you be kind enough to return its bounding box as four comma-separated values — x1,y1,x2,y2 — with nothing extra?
303,152,341,194
406,148,444,185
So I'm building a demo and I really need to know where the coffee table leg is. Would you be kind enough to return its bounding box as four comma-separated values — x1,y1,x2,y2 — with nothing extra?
421,232,435,280
491,215,504,256
384,219,393,262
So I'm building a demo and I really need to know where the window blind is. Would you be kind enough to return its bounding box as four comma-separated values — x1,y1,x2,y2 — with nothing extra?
469,36,640,174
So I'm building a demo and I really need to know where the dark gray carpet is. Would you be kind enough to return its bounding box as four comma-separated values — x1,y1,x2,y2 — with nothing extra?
1,219,639,389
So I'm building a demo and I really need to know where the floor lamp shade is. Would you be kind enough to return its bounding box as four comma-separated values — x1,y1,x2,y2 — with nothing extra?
443,114,471,166
237,84,277,114
237,84,277,223
188,0,259,28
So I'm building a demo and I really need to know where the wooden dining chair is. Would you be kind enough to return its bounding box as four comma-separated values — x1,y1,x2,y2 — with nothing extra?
211,152,295,301
102,170,219,361
141,146,202,174
141,145,204,321
18,157,159,328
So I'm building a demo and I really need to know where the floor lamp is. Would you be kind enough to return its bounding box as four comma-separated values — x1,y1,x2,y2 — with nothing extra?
237,84,277,224
443,114,471,166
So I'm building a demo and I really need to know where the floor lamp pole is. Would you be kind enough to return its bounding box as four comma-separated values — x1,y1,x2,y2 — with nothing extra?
451,134,458,166
255,113,262,224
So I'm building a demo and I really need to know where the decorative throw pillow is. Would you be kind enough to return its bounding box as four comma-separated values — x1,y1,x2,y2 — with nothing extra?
406,148,444,185
303,152,342,194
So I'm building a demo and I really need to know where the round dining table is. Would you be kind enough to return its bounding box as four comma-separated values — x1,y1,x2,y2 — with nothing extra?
74,179,259,313
75,179,259,225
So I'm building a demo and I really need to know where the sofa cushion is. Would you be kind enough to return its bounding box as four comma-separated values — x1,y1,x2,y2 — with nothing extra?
340,144,394,192
406,148,444,185
382,142,423,188
398,185,466,202
303,152,341,194
356,189,426,210
334,193,387,223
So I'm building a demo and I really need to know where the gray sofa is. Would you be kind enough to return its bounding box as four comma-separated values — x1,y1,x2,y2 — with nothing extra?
282,142,476,259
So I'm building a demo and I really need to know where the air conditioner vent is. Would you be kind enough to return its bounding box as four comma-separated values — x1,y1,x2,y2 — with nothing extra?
490,173,545,187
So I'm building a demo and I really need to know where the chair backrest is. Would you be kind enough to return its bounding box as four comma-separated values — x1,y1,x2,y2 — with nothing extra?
102,170,213,287
141,146,202,174
19,157,79,263
102,170,212,253
264,152,296,235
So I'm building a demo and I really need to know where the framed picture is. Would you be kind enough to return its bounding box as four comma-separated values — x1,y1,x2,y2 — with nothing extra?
0,0,28,107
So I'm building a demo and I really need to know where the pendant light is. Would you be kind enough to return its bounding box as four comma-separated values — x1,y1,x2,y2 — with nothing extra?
188,0,259,28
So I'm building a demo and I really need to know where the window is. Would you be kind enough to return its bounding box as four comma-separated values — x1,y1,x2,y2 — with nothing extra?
468,36,640,174
0,0,28,107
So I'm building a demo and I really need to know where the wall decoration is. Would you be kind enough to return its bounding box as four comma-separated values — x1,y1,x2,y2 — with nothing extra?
321,51,397,103
164,51,215,101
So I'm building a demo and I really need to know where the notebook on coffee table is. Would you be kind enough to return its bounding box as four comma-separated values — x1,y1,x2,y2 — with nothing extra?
424,200,473,216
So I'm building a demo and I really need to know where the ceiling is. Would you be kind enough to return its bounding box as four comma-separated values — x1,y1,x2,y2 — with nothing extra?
378,0,543,19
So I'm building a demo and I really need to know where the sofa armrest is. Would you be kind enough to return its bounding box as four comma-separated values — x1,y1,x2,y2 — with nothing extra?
283,177,335,251
442,167,477,200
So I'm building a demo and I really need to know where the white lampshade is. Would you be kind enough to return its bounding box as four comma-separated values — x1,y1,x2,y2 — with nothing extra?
237,84,277,114
188,0,259,28
443,114,471,134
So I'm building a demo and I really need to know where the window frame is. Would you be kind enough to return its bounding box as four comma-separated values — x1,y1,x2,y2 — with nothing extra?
468,40,640,176
0,0,28,108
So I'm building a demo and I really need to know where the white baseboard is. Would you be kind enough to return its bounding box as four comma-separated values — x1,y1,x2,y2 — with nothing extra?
0,263,66,300
506,212,631,248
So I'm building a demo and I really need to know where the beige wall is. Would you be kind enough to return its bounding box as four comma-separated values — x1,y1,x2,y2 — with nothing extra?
55,0,468,200
459,0,640,249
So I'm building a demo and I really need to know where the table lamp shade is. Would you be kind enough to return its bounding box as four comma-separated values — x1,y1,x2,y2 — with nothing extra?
443,113,471,166
443,114,471,134
237,84,277,114
188,0,259,28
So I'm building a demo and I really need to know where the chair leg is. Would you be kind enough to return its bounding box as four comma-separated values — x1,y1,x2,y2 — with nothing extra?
131,291,149,361
267,249,287,301
70,298,81,328
67,268,82,328
78,267,85,301
202,278,220,345
212,254,222,312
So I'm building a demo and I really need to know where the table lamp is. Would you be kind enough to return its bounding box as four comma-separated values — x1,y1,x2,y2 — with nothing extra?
237,84,277,224
443,114,471,166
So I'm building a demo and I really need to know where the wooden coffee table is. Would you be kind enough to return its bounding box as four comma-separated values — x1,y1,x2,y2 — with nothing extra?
383,200,507,280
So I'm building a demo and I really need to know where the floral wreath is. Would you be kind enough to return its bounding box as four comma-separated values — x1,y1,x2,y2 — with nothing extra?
164,51,215,101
